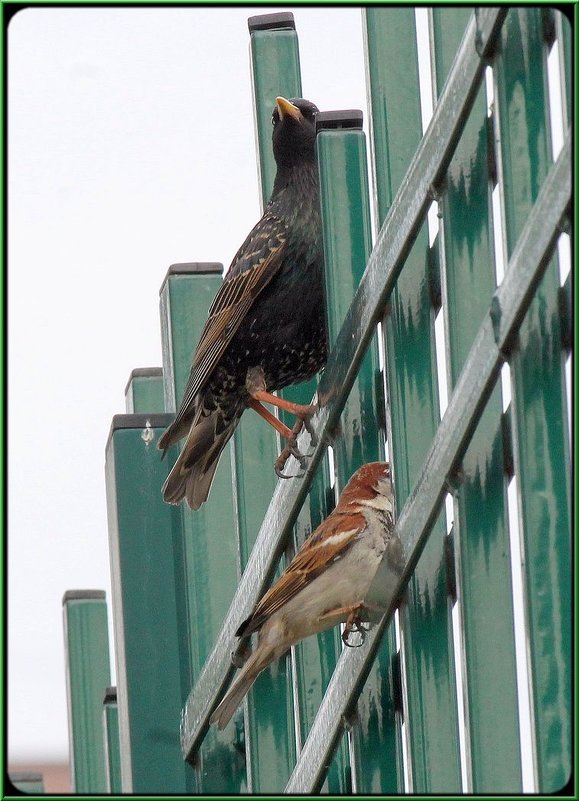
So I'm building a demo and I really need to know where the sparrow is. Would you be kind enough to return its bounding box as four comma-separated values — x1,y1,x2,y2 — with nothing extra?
210,462,394,730
158,97,326,509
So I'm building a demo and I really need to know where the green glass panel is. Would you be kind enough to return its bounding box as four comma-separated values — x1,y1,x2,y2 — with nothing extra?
159,267,245,792
62,592,111,793
124,368,164,414
364,7,461,792
431,8,522,791
495,9,571,792
105,418,196,792
317,121,396,793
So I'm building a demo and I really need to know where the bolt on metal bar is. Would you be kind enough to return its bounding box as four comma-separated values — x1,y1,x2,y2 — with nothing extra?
180,5,506,761
284,133,570,793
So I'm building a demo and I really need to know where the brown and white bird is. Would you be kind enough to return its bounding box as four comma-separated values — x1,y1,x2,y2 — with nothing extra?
210,462,394,730
158,96,325,509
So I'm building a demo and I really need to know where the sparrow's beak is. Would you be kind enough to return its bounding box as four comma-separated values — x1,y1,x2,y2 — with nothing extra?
276,96,303,123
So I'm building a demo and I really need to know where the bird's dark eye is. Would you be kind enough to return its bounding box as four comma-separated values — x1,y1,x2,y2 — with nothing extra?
301,105,318,122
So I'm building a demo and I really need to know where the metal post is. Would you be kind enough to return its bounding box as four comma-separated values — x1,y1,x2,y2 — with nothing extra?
103,687,122,794
494,9,571,791
62,590,111,793
555,10,571,127
430,8,522,791
124,367,164,414
248,12,302,207
249,11,317,419
159,263,245,792
364,7,461,791
316,109,395,793
105,413,195,792
230,14,305,790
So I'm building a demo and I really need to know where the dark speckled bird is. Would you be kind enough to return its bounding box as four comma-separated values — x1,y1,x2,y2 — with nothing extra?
158,97,326,509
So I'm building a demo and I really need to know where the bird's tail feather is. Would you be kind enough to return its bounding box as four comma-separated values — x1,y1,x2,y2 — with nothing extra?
210,644,277,730
158,414,194,455
162,411,239,509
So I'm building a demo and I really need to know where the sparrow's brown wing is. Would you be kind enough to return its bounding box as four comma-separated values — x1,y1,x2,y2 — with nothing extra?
158,211,287,451
238,509,365,637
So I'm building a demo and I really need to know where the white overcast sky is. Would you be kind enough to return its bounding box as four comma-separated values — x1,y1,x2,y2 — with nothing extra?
8,5,370,764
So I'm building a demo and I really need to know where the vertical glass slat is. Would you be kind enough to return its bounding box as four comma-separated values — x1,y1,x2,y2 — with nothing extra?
431,8,522,791
364,8,461,792
494,9,571,792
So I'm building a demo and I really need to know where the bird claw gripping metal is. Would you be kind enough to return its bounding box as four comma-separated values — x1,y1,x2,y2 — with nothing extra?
274,435,308,478
273,404,319,478
342,606,370,648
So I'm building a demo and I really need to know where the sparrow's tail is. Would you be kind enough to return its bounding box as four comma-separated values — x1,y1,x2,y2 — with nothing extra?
210,641,278,730
161,410,239,510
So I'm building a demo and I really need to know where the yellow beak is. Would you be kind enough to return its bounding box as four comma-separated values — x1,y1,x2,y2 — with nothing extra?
276,96,303,123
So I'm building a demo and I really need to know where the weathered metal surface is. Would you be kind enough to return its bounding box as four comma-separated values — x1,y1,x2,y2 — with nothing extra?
62,591,110,793
363,10,424,791
180,6,508,763
367,6,461,791
431,7,522,791
317,116,388,793
285,133,570,794
494,9,571,791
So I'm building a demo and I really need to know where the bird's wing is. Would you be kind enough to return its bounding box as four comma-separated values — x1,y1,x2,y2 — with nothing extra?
239,510,365,636
171,211,287,430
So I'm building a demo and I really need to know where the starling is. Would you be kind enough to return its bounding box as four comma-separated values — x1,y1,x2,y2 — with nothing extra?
158,97,326,509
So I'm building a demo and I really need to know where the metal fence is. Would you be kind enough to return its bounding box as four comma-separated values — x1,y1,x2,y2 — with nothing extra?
62,7,571,795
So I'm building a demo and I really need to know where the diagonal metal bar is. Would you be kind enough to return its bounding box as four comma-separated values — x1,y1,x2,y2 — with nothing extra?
180,5,506,761
285,134,571,793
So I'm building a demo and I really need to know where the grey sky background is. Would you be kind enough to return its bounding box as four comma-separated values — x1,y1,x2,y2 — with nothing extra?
8,5,369,764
